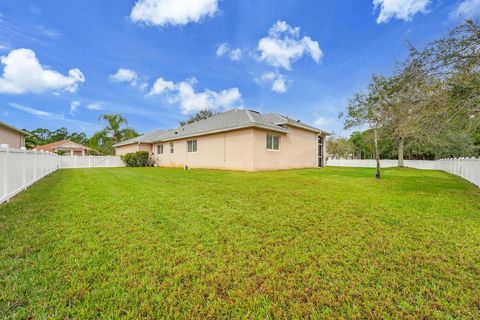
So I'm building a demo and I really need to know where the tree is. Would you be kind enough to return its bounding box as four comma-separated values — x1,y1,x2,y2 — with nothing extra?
349,131,373,159
327,136,354,159
67,132,88,145
179,109,218,126
341,75,388,179
24,127,87,148
97,114,129,144
381,62,435,166
408,20,480,134
89,114,139,155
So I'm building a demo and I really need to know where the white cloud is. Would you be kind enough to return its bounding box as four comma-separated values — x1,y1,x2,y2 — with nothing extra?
373,0,430,23
70,101,80,115
258,72,288,93
452,0,480,18
0,48,85,94
257,21,322,70
86,102,103,110
150,77,176,95
9,102,55,118
314,116,335,127
35,25,62,39
9,102,100,133
271,78,287,93
130,0,218,26
216,43,242,61
149,76,242,114
110,68,138,85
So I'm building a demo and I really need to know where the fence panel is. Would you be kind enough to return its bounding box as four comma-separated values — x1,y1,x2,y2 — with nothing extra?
1,145,60,204
1,145,125,204
327,158,480,187
60,156,125,169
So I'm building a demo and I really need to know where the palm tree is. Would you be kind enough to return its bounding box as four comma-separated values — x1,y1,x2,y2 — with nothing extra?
98,114,128,144
88,114,138,155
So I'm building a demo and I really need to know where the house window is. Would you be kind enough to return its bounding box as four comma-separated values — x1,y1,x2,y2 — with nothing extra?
170,143,174,153
187,140,197,153
266,134,280,150
157,144,163,154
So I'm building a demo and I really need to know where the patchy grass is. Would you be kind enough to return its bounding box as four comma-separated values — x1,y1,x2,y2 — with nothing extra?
0,167,479,319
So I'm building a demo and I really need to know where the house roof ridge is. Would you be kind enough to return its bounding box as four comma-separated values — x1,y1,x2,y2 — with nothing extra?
245,109,256,123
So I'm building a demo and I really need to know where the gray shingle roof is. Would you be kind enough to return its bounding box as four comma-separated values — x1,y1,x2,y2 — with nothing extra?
114,109,329,147
113,129,165,147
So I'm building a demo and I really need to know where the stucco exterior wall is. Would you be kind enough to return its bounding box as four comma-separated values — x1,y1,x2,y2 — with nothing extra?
115,143,153,156
154,128,254,171
252,126,318,171
115,126,321,171
0,125,25,148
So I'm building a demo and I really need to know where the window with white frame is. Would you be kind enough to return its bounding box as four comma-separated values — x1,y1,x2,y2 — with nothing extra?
266,134,280,150
170,143,174,153
157,144,163,154
187,140,197,152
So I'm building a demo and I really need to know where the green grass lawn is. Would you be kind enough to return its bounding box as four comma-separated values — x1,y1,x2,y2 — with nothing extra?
0,167,479,319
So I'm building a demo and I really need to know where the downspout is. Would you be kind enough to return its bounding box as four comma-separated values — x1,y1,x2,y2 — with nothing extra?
224,132,226,162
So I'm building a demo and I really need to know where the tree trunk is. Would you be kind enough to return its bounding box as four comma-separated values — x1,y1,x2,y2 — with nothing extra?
398,136,404,167
373,128,381,179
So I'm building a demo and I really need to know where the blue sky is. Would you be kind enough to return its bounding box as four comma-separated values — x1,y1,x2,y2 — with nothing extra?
0,0,478,136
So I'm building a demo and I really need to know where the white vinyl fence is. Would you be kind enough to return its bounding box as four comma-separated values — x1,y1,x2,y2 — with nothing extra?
60,156,125,169
327,158,480,187
1,144,60,203
1,144,125,204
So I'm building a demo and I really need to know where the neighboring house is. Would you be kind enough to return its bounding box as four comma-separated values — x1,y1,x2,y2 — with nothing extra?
34,140,94,156
114,109,330,171
0,120,28,148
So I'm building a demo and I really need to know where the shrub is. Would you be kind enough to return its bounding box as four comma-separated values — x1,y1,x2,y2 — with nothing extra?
121,151,150,167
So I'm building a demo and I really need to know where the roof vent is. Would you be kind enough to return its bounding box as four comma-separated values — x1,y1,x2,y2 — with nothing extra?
248,109,260,114
175,131,178,134
297,119,301,122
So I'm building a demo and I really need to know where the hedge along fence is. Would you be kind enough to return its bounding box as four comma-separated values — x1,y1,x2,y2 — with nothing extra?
0,144,125,204
327,158,480,187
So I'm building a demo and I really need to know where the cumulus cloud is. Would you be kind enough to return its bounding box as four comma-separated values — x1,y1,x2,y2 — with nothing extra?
110,68,149,91
149,76,242,114
373,0,430,23
130,0,218,26
258,72,288,93
0,48,85,94
216,43,242,61
150,77,176,95
451,0,480,19
110,68,138,84
257,21,322,70
70,101,80,115
86,102,103,110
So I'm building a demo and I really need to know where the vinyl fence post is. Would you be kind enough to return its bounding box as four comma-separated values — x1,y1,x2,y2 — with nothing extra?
1,144,10,202
21,147,27,190
33,149,37,182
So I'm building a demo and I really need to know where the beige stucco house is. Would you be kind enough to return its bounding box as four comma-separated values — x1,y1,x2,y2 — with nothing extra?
0,120,28,148
114,109,330,171
34,140,94,156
